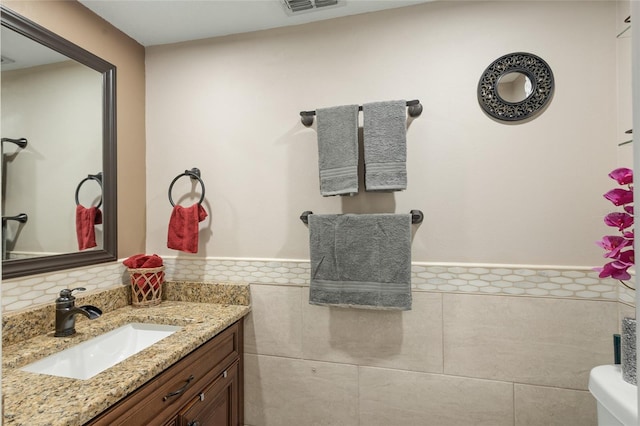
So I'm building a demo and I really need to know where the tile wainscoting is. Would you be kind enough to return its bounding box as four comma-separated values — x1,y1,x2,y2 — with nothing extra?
1,257,633,312
1,257,633,425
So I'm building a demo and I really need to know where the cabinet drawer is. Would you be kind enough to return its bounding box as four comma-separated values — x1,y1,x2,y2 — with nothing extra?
179,361,239,426
86,321,241,426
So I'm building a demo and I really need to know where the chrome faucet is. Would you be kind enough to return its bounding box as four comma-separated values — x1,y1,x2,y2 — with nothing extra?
54,287,102,337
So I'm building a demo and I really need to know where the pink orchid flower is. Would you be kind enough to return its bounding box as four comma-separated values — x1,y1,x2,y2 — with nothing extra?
604,212,634,230
596,235,630,258
609,167,633,185
596,168,634,284
597,261,632,280
604,188,634,206
617,250,635,265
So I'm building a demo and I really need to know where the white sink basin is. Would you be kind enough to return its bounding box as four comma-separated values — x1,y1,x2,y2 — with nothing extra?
21,323,181,380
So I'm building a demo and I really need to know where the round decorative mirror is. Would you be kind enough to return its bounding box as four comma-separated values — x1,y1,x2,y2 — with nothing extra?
477,52,554,122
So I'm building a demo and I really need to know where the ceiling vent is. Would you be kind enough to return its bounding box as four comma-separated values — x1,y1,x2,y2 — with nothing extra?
282,0,341,15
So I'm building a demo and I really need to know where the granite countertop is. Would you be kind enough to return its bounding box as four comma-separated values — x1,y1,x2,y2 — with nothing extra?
2,282,251,426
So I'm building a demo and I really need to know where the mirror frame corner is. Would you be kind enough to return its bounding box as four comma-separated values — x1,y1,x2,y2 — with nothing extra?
1,6,118,279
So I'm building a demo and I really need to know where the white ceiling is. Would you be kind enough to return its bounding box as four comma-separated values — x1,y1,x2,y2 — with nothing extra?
78,0,433,47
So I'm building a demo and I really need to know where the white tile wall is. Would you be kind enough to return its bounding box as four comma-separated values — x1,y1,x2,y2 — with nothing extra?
245,277,613,425
358,367,515,426
1,257,630,312
244,354,359,425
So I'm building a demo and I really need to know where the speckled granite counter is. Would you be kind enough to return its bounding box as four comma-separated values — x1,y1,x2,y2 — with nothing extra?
2,282,251,426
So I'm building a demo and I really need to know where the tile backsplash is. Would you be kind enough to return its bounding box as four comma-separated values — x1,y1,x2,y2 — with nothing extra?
1,257,631,313
2,263,126,312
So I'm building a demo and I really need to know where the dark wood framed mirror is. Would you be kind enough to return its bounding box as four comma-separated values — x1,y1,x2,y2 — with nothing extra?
1,6,117,279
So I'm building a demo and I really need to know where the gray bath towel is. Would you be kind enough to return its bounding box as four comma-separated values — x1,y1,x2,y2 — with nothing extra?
362,100,407,191
308,213,412,310
316,105,359,196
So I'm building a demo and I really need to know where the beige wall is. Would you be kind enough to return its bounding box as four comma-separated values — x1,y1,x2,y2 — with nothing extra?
2,0,147,258
616,0,633,168
145,1,618,267
143,2,624,425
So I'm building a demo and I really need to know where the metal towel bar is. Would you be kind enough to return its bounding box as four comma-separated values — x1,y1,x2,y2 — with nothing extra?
2,213,28,225
299,100,422,127
1,137,27,149
300,210,423,225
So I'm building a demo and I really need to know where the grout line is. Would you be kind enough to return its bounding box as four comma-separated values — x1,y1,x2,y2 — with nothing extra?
441,293,446,375
512,382,516,425
356,364,361,426
299,285,305,359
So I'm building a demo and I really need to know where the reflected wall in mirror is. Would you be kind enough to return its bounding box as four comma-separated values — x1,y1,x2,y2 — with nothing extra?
2,28,103,258
477,52,554,122
1,6,117,279
497,71,533,103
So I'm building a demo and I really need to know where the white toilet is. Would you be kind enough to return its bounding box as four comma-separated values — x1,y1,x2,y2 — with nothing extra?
589,365,638,425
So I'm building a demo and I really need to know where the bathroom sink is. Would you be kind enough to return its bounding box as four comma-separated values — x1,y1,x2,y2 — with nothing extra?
21,323,181,380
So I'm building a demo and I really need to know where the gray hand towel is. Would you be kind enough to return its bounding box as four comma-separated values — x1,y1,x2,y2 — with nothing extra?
308,213,412,310
362,100,407,191
316,105,359,196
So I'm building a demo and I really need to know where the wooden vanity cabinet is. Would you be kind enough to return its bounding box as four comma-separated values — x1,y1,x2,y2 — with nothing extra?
178,360,239,426
86,321,243,426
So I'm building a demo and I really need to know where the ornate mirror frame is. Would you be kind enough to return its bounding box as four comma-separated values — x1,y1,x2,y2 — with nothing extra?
477,52,554,122
1,6,117,279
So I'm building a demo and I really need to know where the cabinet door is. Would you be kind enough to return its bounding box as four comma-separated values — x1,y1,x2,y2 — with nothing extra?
179,361,239,426
163,418,178,426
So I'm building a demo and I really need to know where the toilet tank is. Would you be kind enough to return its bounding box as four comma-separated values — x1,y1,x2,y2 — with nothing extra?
589,365,638,426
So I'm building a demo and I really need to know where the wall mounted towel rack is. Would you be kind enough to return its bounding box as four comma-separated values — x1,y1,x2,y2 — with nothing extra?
75,172,103,208
1,137,27,149
299,100,423,127
2,213,28,225
168,168,205,207
619,129,633,146
300,210,423,225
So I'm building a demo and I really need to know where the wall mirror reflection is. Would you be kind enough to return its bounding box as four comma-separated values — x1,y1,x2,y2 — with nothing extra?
1,6,117,279
496,71,533,103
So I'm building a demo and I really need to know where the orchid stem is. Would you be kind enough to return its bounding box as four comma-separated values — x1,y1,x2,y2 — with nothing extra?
619,280,636,291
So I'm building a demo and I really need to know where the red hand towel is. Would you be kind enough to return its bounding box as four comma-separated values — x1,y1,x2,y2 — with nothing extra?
123,254,146,268
123,254,164,290
167,204,208,253
123,253,163,268
75,205,103,250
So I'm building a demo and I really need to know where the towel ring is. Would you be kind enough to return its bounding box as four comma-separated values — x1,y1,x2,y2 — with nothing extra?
168,168,205,207
75,172,103,208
